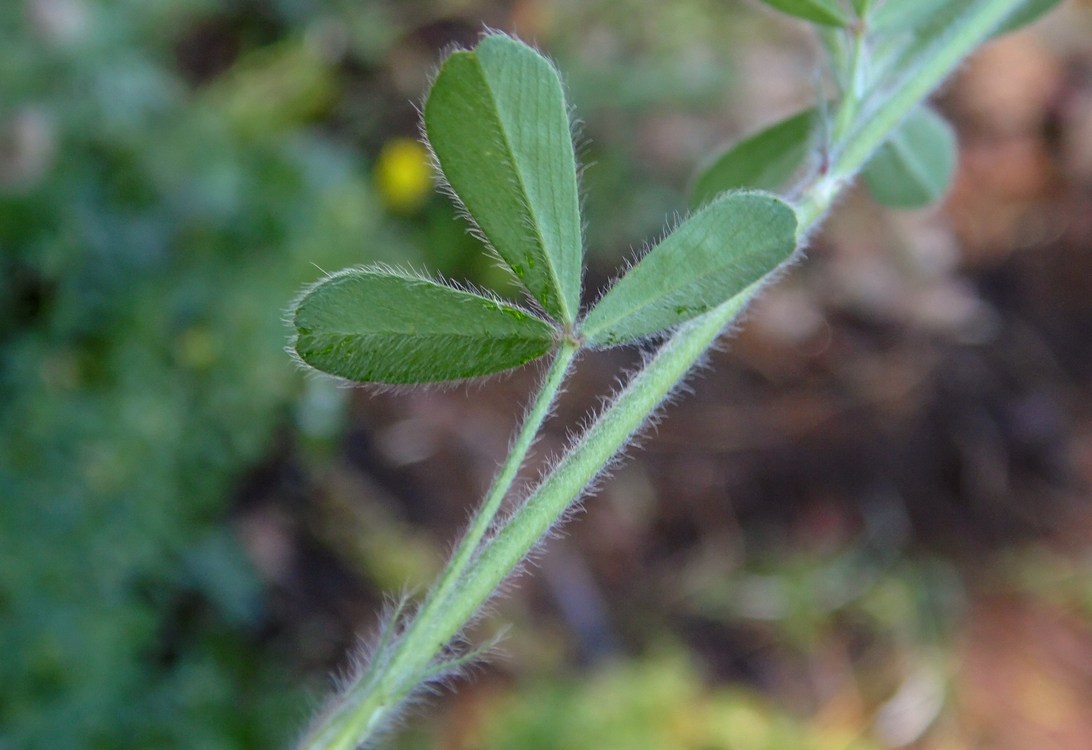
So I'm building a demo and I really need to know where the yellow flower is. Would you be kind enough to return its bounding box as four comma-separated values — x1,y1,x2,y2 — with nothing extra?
374,137,432,213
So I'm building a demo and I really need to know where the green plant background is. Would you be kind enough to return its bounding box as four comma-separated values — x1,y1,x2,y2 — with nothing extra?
3,1,1091,748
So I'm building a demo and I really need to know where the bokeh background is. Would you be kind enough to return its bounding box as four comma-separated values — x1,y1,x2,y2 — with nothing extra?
3,1,1092,748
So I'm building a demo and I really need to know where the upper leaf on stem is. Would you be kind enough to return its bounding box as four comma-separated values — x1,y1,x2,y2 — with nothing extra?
862,105,957,209
690,108,818,209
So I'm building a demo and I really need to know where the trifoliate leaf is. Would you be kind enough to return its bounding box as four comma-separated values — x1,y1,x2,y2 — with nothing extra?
292,267,556,384
755,0,853,27
862,106,957,209
691,108,816,209
425,34,583,326
581,192,797,348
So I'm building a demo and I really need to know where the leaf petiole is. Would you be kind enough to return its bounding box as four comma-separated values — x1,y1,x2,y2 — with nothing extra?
404,341,579,642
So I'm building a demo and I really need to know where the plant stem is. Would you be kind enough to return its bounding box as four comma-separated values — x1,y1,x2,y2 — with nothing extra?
300,2,1029,746
831,23,867,144
444,286,759,627
797,0,1020,229
396,340,578,649
298,343,577,750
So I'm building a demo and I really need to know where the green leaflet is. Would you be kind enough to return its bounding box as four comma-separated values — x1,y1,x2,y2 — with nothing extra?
755,0,852,27
425,34,583,326
994,0,1062,35
690,108,816,209
850,0,872,15
580,192,797,348
871,0,951,34
292,267,557,384
862,106,957,209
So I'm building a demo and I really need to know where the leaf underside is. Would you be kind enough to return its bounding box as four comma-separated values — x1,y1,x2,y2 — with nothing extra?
862,106,957,209
756,0,852,27
581,192,798,348
691,108,816,209
994,0,1063,36
293,268,557,384
425,34,583,325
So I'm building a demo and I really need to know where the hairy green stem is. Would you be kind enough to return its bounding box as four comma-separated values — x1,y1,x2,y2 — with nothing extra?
447,287,758,625
410,341,578,634
300,2,1030,746
299,344,577,750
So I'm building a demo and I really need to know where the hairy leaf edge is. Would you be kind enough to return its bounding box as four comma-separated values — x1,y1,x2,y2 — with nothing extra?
418,30,588,327
286,263,560,391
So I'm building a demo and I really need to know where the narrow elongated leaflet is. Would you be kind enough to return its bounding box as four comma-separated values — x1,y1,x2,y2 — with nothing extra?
862,106,956,209
581,192,797,348
292,267,556,384
425,35,582,325
690,108,815,209
756,0,852,27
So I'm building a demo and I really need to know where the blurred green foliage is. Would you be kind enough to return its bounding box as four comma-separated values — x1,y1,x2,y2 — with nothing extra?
0,1,417,746
472,653,881,750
